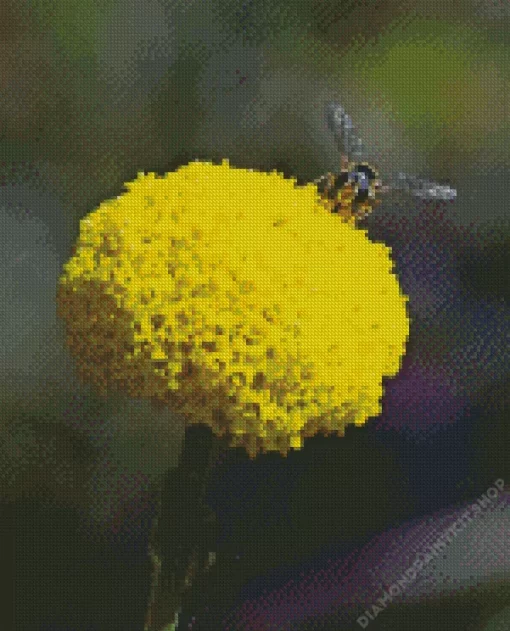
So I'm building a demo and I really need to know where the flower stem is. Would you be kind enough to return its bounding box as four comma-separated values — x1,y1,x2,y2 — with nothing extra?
144,425,230,631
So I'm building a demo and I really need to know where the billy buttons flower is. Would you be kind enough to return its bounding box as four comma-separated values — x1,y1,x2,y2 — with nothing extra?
57,160,409,458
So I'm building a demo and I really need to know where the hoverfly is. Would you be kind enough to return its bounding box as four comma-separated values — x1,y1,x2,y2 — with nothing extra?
316,101,457,224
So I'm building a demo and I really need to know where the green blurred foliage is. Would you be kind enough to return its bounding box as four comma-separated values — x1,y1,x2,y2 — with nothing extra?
3,6,508,630
334,16,510,157
0,0,507,227
29,0,117,66
481,604,510,631
212,0,313,44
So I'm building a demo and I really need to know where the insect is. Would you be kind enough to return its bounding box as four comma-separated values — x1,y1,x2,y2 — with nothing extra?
316,101,457,224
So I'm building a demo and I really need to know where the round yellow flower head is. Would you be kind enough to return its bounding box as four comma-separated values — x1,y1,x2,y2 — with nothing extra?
57,160,409,458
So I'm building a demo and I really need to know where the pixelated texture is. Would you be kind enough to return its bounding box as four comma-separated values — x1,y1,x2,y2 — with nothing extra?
2,1,509,630
57,160,409,459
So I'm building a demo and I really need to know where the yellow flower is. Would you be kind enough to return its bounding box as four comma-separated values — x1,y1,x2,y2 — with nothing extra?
57,160,410,458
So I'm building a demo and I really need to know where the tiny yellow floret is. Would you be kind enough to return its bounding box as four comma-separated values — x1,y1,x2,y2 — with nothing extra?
57,160,410,457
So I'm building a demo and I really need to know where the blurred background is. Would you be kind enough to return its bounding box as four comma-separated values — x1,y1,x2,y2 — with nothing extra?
0,0,508,629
